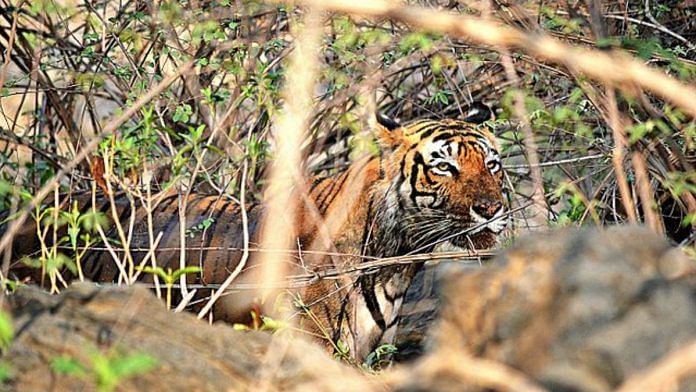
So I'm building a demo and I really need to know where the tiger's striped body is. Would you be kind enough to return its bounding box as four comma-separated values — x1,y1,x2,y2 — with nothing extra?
7,107,507,360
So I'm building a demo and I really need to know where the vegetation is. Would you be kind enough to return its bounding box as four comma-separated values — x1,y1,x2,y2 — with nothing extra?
0,0,694,386
52,350,157,392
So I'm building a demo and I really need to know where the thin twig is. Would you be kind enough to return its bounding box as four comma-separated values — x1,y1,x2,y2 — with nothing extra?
280,0,696,118
500,49,548,228
503,154,605,170
0,60,195,260
0,0,24,93
606,87,638,223
196,161,250,319
631,149,663,233
96,249,495,291
642,0,695,52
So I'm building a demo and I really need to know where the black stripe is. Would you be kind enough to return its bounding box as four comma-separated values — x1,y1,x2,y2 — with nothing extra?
90,254,106,280
432,130,483,142
203,198,235,244
194,197,219,264
314,171,346,213
403,120,436,136
395,154,408,211
156,194,179,214
360,196,376,255
98,198,114,214
115,199,134,230
332,289,353,343
157,198,184,268
82,248,102,279
138,193,178,271
412,124,443,140
430,132,456,142
319,171,349,214
361,276,387,331
321,159,372,213
196,196,218,223
423,171,437,185
309,176,329,193
410,153,437,204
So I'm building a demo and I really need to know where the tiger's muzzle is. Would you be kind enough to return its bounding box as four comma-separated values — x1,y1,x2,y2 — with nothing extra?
469,203,507,234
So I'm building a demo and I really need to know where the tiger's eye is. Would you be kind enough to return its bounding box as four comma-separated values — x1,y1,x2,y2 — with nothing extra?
436,162,450,172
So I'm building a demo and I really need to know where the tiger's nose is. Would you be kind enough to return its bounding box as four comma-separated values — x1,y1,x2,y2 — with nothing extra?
472,200,503,219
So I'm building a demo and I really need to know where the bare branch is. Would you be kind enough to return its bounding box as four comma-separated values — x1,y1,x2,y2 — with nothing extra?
281,0,696,118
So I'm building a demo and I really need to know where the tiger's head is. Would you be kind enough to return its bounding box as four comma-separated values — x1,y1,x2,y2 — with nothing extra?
374,103,507,251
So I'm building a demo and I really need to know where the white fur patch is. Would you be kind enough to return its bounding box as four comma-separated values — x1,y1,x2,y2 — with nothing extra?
424,140,459,176
433,241,468,253
469,206,507,234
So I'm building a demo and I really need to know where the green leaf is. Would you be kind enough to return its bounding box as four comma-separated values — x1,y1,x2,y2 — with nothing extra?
205,145,224,156
0,362,12,382
173,104,192,123
0,312,13,350
20,256,41,269
91,353,117,392
51,355,87,377
260,316,287,331
109,353,157,379
170,266,202,281
136,266,169,282
78,209,110,232
627,121,654,144
398,32,434,52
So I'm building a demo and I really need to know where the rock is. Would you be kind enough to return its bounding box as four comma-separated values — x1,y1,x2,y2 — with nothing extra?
394,260,482,362
4,226,695,392
402,226,696,391
2,283,375,392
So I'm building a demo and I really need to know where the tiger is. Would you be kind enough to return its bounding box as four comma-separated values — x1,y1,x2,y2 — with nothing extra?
4,102,507,361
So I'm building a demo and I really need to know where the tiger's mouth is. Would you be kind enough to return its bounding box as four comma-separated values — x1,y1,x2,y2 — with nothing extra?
436,207,507,250
468,206,508,235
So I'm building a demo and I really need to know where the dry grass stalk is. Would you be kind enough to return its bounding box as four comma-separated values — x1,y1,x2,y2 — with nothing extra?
500,50,548,229
0,60,195,262
606,87,638,224
196,162,250,319
0,167,23,306
0,0,22,93
631,149,664,234
605,87,664,233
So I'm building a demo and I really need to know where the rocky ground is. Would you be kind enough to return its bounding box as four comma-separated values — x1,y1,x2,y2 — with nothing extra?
3,226,695,391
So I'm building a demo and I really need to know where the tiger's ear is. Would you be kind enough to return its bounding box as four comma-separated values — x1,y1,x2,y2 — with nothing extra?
463,102,493,124
376,112,400,131
374,111,403,148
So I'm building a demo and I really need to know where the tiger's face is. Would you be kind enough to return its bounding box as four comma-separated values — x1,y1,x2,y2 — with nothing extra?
377,112,506,251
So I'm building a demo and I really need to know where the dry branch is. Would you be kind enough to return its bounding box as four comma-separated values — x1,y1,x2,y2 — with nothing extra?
280,0,696,118
257,10,323,315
